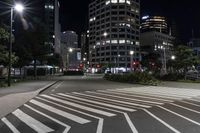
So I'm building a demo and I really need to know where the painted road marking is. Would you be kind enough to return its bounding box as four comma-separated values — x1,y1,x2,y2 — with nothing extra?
30,99,90,124
58,93,136,112
51,81,64,92
41,94,116,117
12,109,54,133
95,90,164,105
170,103,200,114
36,96,104,133
1,117,20,133
74,92,151,108
143,109,181,133
181,100,200,107
106,90,174,102
24,104,71,133
54,94,139,133
158,106,200,126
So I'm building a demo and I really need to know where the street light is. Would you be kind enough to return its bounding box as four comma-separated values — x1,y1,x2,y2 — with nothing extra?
8,3,24,86
69,48,73,53
130,51,134,72
171,55,176,60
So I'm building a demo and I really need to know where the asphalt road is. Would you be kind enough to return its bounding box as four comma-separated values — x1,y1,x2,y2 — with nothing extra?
1,76,200,133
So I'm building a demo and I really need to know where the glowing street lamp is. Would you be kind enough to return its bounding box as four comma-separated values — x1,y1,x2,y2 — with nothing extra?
14,3,24,13
69,48,73,53
171,55,176,60
8,3,25,86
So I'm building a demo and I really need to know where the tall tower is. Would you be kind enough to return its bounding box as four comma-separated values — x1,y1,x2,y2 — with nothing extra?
44,0,61,54
89,0,140,69
141,16,168,33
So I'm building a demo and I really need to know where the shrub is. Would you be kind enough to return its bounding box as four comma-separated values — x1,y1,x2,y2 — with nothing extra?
104,72,158,86
155,73,184,81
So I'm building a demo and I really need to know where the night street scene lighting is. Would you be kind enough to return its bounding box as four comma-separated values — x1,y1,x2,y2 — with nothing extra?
0,0,200,133
8,3,25,87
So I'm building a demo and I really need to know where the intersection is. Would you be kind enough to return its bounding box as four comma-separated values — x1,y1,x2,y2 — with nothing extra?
1,77,200,133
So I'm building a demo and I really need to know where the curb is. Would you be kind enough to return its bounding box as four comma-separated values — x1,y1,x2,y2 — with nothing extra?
37,80,60,94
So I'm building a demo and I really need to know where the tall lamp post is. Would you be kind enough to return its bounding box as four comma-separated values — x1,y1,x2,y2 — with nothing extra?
130,51,134,72
8,3,24,86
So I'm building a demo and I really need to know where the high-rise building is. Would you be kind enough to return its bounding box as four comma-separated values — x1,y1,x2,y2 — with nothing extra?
141,16,168,34
188,38,200,57
89,0,140,69
81,30,90,60
61,31,80,69
44,0,61,54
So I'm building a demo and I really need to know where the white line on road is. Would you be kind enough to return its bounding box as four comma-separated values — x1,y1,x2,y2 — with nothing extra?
113,89,182,100
1,117,20,133
54,94,138,133
95,90,164,105
124,113,139,133
105,90,174,102
30,99,90,124
170,103,200,114
76,92,151,108
12,109,54,133
158,106,200,126
143,109,181,133
36,96,104,133
180,100,200,107
58,93,135,112
41,94,115,117
52,81,64,92
24,104,71,133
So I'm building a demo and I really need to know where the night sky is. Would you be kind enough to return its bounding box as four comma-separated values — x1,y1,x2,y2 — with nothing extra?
59,0,200,43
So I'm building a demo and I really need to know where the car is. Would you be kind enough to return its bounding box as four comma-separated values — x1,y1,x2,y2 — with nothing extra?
185,69,200,80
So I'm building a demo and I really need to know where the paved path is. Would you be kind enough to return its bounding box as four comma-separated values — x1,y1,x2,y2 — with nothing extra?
0,80,57,118
1,85,200,133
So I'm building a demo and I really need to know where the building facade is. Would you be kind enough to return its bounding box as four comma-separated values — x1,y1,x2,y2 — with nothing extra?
61,31,80,69
81,31,90,60
141,31,174,59
141,16,168,34
188,38,200,57
89,0,141,70
44,0,61,54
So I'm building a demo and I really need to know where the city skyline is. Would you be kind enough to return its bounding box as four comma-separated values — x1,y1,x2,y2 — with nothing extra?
60,0,200,42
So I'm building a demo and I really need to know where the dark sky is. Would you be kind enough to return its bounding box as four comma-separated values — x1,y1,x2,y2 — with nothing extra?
59,0,200,42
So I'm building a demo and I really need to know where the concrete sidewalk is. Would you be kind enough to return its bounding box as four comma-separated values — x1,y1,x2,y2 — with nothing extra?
160,81,200,90
0,80,58,118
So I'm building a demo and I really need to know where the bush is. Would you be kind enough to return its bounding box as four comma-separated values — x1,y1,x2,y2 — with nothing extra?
155,73,184,81
104,72,159,86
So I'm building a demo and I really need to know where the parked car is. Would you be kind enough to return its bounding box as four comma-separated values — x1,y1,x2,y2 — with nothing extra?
185,69,200,80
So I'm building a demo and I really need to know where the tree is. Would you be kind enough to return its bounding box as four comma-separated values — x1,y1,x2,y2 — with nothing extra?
0,26,9,64
14,19,49,78
141,52,162,72
172,45,200,73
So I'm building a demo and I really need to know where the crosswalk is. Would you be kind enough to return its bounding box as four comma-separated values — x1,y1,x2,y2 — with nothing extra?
1,86,200,133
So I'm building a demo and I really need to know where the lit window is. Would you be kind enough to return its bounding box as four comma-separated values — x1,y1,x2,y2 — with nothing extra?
119,0,125,3
126,0,131,5
96,42,100,45
119,40,125,44
106,40,111,43
111,40,118,44
136,41,140,45
126,40,131,43
111,0,118,3
106,0,111,5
